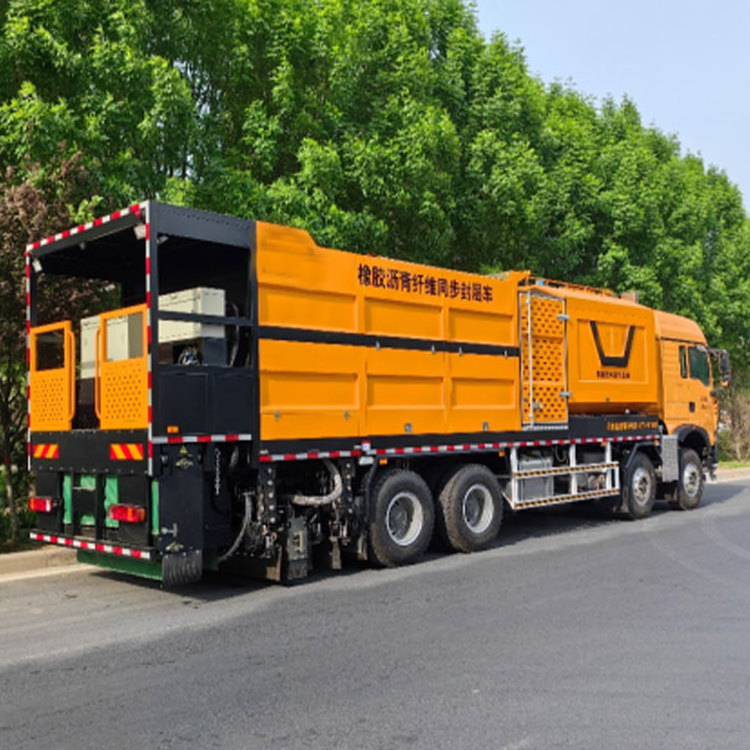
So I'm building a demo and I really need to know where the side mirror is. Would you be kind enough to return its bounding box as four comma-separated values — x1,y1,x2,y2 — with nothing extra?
710,348,732,388
720,349,732,387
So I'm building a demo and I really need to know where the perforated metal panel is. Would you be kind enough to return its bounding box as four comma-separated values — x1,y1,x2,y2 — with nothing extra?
29,321,74,432
520,292,568,426
98,305,148,430
30,369,70,431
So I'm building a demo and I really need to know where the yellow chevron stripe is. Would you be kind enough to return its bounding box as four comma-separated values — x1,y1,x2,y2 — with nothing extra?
111,444,127,460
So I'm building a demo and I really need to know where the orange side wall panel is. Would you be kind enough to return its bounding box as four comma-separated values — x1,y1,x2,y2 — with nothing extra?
560,292,660,415
259,340,363,441
256,222,524,442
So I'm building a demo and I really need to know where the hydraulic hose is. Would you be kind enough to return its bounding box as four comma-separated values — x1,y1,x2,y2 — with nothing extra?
288,459,343,507
218,490,253,564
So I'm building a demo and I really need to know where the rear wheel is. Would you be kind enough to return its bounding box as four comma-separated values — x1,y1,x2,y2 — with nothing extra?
436,464,503,552
368,470,434,567
667,448,704,510
622,452,656,520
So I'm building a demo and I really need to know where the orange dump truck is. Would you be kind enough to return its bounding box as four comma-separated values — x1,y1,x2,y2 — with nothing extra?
26,202,730,584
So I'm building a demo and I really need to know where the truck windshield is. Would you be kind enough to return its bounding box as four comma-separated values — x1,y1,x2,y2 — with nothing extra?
689,346,711,387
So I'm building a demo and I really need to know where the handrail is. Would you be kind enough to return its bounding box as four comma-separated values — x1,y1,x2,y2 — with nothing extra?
65,327,76,422
94,327,102,420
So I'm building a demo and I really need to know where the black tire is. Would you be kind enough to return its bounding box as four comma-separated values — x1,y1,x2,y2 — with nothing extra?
436,464,503,553
621,452,656,520
368,470,435,567
667,448,704,510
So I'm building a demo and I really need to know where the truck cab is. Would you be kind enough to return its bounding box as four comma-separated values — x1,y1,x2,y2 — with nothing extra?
655,311,724,470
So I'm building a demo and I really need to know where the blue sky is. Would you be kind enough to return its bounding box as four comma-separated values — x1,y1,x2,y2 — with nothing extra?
473,0,749,210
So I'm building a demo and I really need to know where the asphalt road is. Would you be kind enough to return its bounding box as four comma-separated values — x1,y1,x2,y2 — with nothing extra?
2,481,750,750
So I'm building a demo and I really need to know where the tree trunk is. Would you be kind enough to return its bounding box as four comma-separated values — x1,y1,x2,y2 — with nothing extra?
3,452,18,543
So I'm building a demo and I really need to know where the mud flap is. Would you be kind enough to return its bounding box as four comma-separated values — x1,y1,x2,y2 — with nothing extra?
162,549,203,587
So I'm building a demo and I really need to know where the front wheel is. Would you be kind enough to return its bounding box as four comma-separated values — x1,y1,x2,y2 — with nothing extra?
667,448,704,510
368,470,435,567
622,452,656,520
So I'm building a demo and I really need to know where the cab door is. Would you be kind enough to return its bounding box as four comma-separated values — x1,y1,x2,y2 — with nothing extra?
686,344,716,435
660,340,714,434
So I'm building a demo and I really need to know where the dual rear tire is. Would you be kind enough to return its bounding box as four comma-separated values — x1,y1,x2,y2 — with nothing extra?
368,464,503,567
436,464,503,553
368,470,435,567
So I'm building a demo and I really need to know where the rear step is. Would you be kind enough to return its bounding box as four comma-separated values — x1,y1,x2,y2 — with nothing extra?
29,531,161,581
29,531,203,586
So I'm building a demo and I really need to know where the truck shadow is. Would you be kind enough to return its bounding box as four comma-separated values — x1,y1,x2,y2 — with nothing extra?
489,479,743,550
90,480,747,600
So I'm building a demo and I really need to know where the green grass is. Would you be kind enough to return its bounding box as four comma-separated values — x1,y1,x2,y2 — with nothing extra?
718,459,750,469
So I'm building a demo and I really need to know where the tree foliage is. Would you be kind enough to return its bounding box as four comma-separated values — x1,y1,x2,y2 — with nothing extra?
1,0,750,484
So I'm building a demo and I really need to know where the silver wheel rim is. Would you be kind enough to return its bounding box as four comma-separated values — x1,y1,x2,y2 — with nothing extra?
386,491,424,547
462,483,494,534
632,466,653,506
682,462,701,497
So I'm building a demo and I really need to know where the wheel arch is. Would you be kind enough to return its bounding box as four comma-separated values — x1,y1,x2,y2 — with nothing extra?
673,425,711,461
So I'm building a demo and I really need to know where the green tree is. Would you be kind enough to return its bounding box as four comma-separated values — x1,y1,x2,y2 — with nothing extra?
0,153,99,540
0,0,748,443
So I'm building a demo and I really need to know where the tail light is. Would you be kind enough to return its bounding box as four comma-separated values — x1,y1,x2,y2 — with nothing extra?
108,504,146,523
29,497,56,513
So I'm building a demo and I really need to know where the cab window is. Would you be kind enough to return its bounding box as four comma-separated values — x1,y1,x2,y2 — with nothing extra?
679,346,688,378
688,347,711,387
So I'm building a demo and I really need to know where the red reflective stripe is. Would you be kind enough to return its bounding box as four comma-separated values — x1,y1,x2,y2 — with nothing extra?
225,434,239,441
167,436,182,444
197,435,211,442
